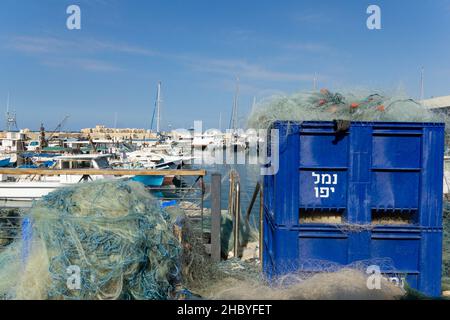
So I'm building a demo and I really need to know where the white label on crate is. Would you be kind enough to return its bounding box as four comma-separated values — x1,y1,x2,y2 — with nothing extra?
312,172,338,198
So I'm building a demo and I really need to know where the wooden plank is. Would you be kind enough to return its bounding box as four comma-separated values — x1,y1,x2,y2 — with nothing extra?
0,168,206,176
210,173,222,263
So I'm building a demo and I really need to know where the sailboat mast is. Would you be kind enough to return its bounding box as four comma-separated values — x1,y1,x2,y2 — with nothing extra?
313,72,318,91
5,92,10,130
251,96,256,111
420,67,424,100
156,81,162,134
231,77,239,132
6,92,10,113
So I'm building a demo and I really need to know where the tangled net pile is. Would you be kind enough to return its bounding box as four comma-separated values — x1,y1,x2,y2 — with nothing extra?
248,89,449,129
443,203,450,292
200,258,406,300
0,180,181,300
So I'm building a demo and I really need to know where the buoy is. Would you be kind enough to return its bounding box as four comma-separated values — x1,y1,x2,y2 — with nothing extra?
377,105,385,112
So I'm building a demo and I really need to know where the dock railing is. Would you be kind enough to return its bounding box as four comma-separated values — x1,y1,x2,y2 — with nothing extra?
0,168,206,176
227,169,264,263
0,169,216,255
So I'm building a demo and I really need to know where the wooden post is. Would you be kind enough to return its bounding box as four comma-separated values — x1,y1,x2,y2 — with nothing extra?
234,182,241,258
211,172,221,263
259,182,264,267
245,182,261,222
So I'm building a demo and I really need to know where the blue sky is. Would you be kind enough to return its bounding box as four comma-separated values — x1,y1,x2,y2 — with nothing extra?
1,0,450,130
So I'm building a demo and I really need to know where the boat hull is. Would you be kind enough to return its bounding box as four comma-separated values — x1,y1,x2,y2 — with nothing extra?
131,175,164,187
0,181,69,207
0,158,10,167
0,175,117,207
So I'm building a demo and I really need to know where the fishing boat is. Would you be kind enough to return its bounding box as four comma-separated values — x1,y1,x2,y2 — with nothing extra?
0,154,116,207
0,131,25,165
193,129,225,150
0,152,178,208
119,148,194,186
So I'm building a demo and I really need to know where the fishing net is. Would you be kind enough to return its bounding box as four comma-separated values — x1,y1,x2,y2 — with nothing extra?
443,204,450,292
0,180,182,300
198,258,406,300
244,89,450,298
218,211,258,259
248,90,449,130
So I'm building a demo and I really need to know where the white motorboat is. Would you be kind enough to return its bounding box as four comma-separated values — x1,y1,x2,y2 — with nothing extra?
0,154,116,207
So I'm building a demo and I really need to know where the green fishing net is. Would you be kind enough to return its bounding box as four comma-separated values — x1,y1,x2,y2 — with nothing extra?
443,205,450,292
248,90,449,129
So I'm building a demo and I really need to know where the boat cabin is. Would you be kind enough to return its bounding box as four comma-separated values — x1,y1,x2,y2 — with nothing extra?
54,154,112,170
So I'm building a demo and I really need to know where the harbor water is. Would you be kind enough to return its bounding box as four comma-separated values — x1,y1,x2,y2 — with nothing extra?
192,148,262,228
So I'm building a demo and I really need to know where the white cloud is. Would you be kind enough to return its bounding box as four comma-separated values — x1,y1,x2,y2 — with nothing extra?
42,58,123,72
5,35,330,82
188,58,315,82
292,11,331,25
284,42,330,53
6,35,157,56
4,35,157,72
6,36,73,53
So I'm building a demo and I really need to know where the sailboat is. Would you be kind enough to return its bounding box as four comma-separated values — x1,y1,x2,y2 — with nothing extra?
227,78,247,150
132,81,170,187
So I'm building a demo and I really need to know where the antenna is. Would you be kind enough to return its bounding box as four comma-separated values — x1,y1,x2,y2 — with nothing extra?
420,67,424,101
6,92,10,113
219,112,222,131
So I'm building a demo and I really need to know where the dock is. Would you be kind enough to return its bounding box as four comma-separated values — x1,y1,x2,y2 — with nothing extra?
0,168,206,176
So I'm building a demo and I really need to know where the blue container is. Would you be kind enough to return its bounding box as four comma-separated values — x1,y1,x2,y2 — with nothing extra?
263,121,445,297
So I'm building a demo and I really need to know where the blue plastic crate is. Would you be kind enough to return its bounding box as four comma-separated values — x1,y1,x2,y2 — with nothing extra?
262,121,445,297
263,214,443,296
264,121,445,227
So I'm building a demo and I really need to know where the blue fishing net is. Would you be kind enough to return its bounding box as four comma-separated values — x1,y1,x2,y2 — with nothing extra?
0,180,182,300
